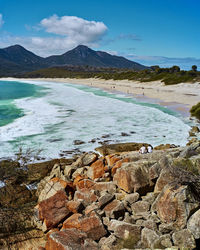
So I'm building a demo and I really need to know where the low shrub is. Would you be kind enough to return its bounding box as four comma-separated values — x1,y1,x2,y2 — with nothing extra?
190,102,200,120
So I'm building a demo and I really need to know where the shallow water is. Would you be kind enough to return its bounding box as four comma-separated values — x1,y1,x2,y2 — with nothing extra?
0,81,44,126
0,79,192,159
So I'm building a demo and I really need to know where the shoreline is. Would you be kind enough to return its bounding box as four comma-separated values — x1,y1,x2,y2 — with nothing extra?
2,77,200,117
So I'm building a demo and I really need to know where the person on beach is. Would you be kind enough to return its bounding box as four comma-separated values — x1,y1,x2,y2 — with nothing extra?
139,145,146,154
147,145,153,153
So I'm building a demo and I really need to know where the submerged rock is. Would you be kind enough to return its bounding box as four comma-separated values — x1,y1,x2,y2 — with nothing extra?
73,140,85,145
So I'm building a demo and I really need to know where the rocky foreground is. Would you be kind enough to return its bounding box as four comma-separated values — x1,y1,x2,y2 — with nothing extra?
0,141,200,249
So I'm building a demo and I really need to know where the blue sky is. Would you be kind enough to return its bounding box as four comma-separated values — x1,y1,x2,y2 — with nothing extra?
0,0,200,69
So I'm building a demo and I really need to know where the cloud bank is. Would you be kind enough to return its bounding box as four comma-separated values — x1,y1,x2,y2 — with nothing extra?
0,15,107,56
40,15,107,40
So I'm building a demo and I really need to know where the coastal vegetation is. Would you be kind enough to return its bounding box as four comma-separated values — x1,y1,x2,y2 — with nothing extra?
22,64,200,85
190,102,200,120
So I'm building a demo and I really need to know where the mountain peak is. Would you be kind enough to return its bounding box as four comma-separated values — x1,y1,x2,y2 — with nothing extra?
74,45,90,51
64,45,95,59
5,44,26,51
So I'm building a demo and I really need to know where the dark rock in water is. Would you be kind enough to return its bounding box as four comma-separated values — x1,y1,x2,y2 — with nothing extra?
130,131,136,134
102,134,112,138
47,138,63,143
61,150,77,155
61,148,84,158
73,140,85,145
62,150,76,154
98,139,112,145
121,132,130,136
88,138,96,143
95,142,151,155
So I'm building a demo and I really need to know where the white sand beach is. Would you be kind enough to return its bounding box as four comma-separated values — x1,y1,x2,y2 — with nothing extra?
2,77,200,116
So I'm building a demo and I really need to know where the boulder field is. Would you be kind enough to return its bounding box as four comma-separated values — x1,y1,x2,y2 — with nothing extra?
0,141,200,249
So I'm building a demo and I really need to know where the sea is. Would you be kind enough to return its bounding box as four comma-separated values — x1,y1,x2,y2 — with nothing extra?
0,79,193,159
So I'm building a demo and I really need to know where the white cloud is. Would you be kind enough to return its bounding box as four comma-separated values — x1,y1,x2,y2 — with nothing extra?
0,15,107,56
104,50,118,56
40,15,107,40
0,14,4,28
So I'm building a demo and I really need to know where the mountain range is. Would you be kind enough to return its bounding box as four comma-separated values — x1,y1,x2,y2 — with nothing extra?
0,44,147,76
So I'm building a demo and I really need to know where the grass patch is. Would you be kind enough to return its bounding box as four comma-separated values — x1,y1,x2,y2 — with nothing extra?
190,102,200,120
173,158,200,175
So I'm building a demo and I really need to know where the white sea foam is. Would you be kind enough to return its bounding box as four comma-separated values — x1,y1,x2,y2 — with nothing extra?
0,80,191,158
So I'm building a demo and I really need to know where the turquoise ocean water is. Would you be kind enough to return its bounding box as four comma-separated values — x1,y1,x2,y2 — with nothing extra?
0,80,192,159
0,81,44,126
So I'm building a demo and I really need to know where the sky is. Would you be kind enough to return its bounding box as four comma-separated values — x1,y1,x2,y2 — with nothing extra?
0,0,200,69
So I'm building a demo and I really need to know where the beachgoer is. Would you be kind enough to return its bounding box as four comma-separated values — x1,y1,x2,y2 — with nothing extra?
139,146,146,154
147,145,153,153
